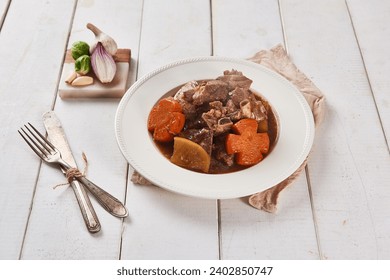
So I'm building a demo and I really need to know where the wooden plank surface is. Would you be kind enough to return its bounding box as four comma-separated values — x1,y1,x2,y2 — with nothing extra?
1,0,389,261
212,0,285,58
0,0,10,29
120,0,219,260
0,0,77,260
281,0,390,259
212,0,319,259
346,0,390,146
20,0,143,259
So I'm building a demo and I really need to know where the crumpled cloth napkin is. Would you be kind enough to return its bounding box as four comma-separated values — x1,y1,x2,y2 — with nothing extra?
131,44,325,213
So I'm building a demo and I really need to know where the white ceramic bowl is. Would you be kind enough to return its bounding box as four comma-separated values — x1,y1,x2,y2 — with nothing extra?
115,57,314,199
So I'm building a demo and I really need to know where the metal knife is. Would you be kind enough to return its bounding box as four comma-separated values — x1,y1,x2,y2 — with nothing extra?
43,111,128,218
43,111,101,233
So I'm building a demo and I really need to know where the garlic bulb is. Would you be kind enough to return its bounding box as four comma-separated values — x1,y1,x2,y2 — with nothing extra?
87,23,118,56
91,42,116,83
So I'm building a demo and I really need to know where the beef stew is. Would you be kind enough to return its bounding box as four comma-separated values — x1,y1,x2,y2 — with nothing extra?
148,70,278,174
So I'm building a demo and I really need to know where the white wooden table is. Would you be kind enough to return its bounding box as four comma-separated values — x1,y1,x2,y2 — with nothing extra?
1,0,390,260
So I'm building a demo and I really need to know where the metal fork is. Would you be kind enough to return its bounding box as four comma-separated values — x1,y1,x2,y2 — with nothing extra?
18,123,128,218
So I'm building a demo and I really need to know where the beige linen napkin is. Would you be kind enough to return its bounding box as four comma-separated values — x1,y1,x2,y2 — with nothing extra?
131,44,325,213
247,44,325,212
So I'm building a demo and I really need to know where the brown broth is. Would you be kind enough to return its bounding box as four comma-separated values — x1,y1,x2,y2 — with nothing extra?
151,81,279,174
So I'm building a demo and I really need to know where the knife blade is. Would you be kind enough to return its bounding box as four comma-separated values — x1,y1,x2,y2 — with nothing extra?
43,111,101,233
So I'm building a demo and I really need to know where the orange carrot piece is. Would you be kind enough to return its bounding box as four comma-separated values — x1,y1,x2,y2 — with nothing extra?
168,112,185,135
147,98,185,142
226,118,270,166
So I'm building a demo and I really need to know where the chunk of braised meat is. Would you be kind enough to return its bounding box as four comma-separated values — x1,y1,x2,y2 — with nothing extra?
229,87,251,107
173,80,198,118
217,69,253,91
228,88,268,124
251,100,268,123
192,80,229,106
202,114,233,135
175,80,198,100
212,135,234,167
179,128,213,156
216,118,234,135
202,101,234,135
225,99,237,113
184,103,211,129
224,99,242,121
184,114,206,129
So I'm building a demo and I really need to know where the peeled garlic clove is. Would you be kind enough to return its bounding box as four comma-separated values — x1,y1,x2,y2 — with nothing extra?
87,23,118,56
91,42,117,83
65,71,77,84
71,76,94,86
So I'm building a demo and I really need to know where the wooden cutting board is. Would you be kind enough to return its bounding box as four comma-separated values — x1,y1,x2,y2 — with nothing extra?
58,49,131,99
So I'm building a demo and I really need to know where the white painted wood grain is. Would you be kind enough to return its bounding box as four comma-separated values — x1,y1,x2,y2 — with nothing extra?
120,0,219,260
281,0,390,259
122,184,219,259
219,176,319,259
212,0,285,58
20,0,143,259
2,0,389,261
0,0,10,28
136,0,213,76
346,0,390,146
0,0,77,260
212,0,319,259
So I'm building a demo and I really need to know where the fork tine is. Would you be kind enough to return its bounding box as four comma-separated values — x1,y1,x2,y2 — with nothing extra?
23,124,51,156
27,122,56,150
25,123,55,155
18,128,45,160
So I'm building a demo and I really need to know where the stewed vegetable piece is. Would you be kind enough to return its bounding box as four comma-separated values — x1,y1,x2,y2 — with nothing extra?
225,119,270,166
170,137,211,173
147,98,185,142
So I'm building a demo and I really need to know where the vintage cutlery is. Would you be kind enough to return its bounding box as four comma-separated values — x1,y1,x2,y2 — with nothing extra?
18,122,128,219
42,111,101,233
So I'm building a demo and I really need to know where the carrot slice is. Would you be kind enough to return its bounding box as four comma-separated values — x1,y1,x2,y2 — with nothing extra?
147,98,185,142
226,118,270,166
